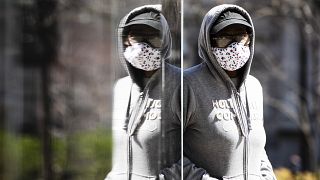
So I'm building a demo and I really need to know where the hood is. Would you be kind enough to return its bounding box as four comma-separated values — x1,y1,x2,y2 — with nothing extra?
198,4,255,90
117,4,172,84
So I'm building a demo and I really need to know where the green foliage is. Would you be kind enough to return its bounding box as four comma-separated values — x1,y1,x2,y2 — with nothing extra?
0,129,112,180
58,129,113,180
0,131,42,179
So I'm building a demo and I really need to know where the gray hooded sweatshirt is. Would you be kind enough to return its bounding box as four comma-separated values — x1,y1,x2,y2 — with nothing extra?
183,4,276,180
105,5,181,180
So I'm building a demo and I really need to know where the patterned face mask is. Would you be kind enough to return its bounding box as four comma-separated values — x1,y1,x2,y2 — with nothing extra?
124,42,161,71
212,42,250,71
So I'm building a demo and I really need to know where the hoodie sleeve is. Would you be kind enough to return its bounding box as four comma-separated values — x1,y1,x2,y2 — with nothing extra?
105,77,132,179
160,157,219,180
183,79,197,131
163,81,212,180
254,76,276,180
171,84,181,124
159,159,182,179
171,77,197,129
182,82,220,180
260,149,277,180
183,157,220,180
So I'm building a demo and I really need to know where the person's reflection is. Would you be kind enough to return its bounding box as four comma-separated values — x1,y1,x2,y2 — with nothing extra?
105,4,181,180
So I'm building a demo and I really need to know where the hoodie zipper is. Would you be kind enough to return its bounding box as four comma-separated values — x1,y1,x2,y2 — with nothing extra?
126,86,150,180
126,93,143,180
231,83,250,180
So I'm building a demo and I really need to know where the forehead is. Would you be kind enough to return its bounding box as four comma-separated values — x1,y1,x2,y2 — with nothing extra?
214,24,249,36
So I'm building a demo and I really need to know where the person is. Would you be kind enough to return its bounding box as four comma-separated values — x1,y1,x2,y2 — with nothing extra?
183,4,277,180
105,4,181,180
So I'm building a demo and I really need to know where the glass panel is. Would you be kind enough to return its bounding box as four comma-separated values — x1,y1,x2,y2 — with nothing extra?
0,0,181,179
184,0,320,178
107,1,181,179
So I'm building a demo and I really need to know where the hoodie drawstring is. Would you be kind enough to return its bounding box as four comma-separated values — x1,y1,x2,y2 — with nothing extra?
230,81,251,180
125,83,150,180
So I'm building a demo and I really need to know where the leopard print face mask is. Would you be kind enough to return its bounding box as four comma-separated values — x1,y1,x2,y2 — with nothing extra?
124,42,161,71
212,42,250,71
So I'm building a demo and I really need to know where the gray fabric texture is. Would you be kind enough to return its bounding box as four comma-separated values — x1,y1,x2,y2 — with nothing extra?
183,4,277,180
105,4,181,180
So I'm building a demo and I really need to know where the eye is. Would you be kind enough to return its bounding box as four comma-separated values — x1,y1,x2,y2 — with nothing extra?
239,34,250,46
123,38,130,46
148,37,162,48
128,36,143,45
212,36,233,48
